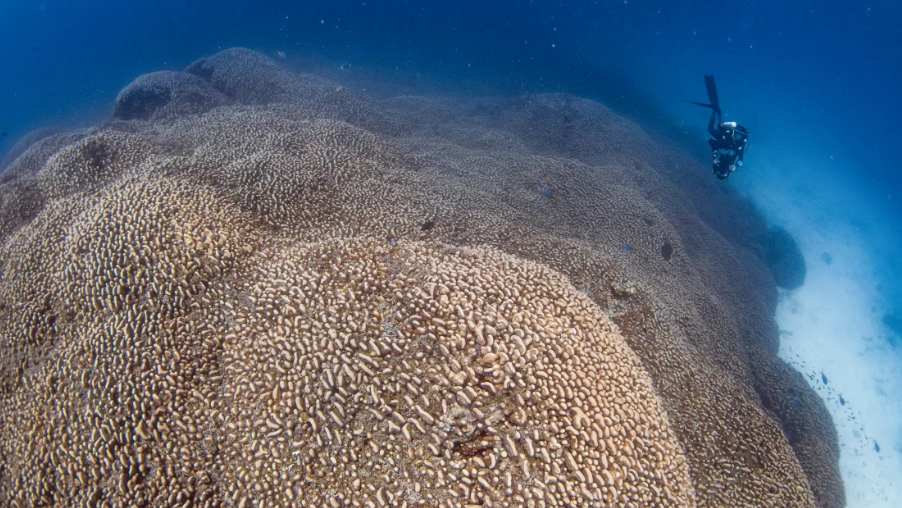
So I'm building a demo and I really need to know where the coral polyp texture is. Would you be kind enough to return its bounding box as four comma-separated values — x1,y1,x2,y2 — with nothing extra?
0,48,841,508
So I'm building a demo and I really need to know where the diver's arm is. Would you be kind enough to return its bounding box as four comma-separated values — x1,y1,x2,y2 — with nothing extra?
707,110,720,138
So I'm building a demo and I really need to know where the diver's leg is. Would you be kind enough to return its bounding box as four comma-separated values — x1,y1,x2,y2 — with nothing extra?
708,111,720,138
704,75,721,114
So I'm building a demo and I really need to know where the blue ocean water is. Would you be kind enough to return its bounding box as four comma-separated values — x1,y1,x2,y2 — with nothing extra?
1,0,901,505
2,1,901,182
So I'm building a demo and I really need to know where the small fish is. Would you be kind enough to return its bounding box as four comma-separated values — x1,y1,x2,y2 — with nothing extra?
276,50,287,59
874,440,880,453
339,62,351,70
539,187,562,203
839,395,845,406
821,373,828,385
388,237,397,247
621,242,632,252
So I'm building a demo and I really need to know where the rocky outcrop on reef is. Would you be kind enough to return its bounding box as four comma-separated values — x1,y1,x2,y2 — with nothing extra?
0,48,842,508
764,226,807,290
112,71,230,121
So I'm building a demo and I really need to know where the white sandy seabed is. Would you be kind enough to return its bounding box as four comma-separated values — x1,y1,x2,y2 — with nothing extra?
737,146,902,507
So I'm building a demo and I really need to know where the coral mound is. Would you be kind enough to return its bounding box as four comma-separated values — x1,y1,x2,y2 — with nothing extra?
764,226,807,290
0,48,842,508
112,71,230,121
219,240,696,506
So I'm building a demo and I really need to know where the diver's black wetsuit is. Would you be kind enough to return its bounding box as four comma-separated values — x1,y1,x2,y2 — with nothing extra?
707,110,749,180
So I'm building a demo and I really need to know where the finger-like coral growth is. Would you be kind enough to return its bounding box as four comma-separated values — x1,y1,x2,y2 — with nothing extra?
0,48,842,508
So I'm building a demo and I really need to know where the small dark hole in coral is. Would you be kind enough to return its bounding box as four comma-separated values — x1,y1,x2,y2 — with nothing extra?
83,140,107,169
660,241,674,261
421,219,436,231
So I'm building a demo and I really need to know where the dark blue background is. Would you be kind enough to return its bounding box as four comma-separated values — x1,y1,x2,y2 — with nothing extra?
1,0,900,210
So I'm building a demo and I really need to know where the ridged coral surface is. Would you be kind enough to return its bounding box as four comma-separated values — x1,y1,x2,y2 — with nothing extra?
0,48,842,508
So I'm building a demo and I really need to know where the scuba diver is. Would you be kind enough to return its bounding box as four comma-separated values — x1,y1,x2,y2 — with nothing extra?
687,75,749,180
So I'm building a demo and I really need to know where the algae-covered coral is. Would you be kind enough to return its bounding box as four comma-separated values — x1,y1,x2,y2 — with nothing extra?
0,48,842,508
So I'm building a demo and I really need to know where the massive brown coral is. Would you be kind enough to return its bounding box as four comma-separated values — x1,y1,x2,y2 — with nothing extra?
0,48,842,508
112,71,230,121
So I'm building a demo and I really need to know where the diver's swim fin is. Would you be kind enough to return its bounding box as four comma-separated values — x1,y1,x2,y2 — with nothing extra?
685,100,716,109
685,75,722,114
704,74,721,114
